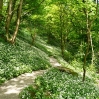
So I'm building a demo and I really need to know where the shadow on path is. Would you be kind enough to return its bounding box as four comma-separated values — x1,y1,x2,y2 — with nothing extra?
0,57,61,99
0,70,45,99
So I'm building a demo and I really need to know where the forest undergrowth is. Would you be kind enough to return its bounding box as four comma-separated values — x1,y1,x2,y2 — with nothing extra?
0,34,99,99
0,36,51,84
18,35,99,99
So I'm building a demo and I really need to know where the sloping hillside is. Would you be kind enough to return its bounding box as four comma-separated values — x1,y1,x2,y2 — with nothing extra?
0,36,51,84
1,34,99,99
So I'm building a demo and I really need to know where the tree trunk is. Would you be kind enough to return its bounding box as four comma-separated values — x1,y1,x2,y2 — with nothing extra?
0,0,3,21
90,31,94,65
82,0,99,81
10,0,17,21
83,11,91,82
60,26,63,56
90,0,98,65
31,33,36,45
59,4,65,57
61,34,67,58
5,0,16,41
5,0,23,43
5,0,13,41
11,0,23,43
47,25,51,43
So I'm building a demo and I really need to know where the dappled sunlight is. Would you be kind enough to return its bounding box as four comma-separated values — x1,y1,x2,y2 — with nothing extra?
50,56,61,67
34,36,61,58
0,0,99,98
0,70,45,99
0,56,62,99
4,88,21,94
58,57,82,74
41,43,61,56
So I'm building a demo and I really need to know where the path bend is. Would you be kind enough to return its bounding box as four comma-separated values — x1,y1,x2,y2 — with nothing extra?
0,57,61,99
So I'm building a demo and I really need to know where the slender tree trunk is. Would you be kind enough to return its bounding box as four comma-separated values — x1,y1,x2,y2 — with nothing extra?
60,24,63,56
10,0,17,21
5,0,23,43
5,0,13,41
5,0,16,38
31,33,36,45
59,4,65,57
90,0,99,65
11,0,23,43
83,11,91,82
47,25,51,43
82,0,99,81
0,0,3,21
90,32,95,65
60,26,65,57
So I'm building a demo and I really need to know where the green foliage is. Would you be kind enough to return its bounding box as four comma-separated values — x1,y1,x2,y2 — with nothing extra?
70,59,83,70
54,66,78,77
34,36,61,57
0,0,99,97
63,50,73,62
19,68,99,99
0,37,51,84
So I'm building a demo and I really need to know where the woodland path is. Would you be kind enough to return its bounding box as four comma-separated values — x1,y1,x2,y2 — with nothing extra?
0,56,61,99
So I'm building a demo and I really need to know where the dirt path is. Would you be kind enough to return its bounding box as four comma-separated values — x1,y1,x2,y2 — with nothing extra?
50,56,61,67
0,57,61,99
0,70,45,99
